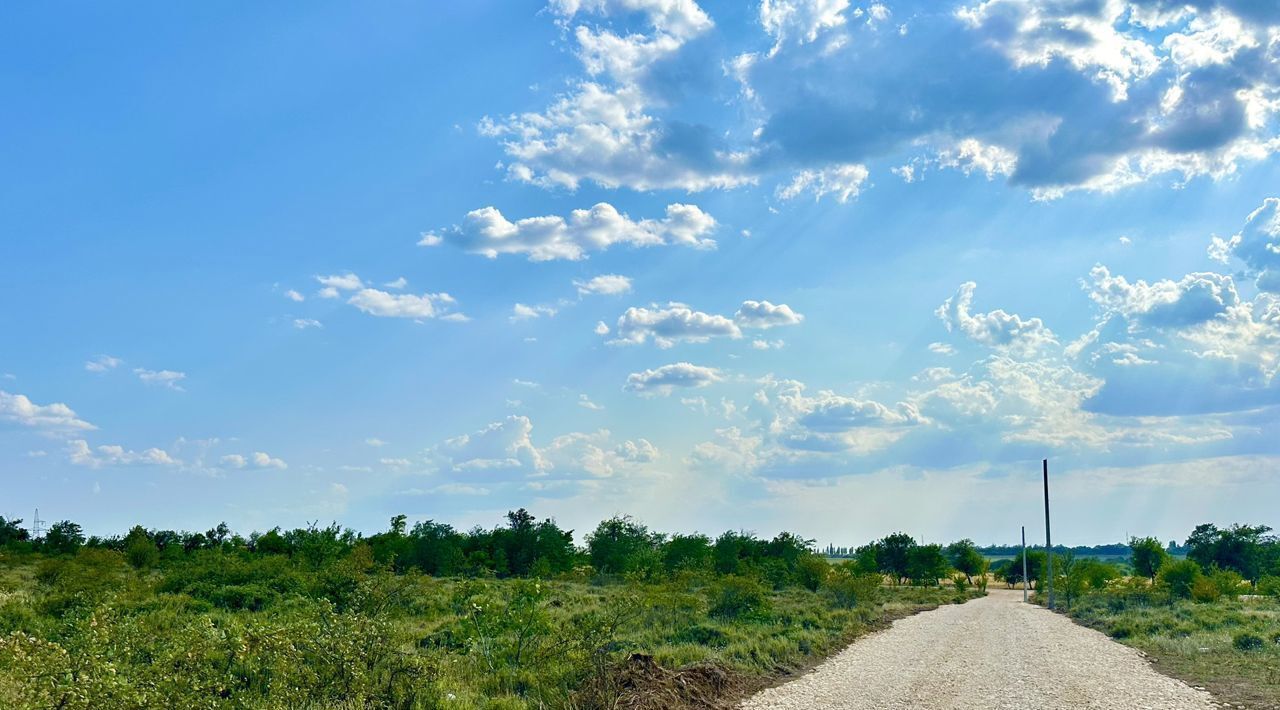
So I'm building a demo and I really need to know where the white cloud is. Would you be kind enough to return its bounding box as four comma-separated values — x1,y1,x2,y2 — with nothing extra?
293,318,323,329
84,355,122,373
734,300,805,329
624,362,723,395
574,274,633,296
251,451,288,469
71,439,178,468
760,0,851,51
0,391,95,432
383,276,408,289
578,394,605,410
510,303,558,321
284,289,305,302
134,368,187,391
928,342,956,355
365,438,387,447
615,437,659,462
776,163,869,203
936,282,1057,354
1085,265,1239,328
426,202,716,261
1209,197,1280,292
347,288,459,320
380,457,411,467
594,320,611,335
610,302,742,347
752,339,786,350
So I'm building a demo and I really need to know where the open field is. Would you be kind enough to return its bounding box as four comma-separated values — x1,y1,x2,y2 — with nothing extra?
0,548,978,709
1062,590,1280,709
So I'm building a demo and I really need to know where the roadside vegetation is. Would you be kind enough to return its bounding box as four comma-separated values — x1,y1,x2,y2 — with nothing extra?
0,513,981,709
1018,524,1280,708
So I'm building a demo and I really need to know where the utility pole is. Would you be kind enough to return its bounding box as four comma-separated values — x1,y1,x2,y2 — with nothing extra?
1021,525,1028,603
31,508,46,539
1043,459,1054,610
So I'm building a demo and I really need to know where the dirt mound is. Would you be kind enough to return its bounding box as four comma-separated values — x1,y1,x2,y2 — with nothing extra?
612,653,743,710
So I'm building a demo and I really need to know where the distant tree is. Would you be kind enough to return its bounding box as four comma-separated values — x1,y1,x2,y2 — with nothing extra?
851,543,880,575
0,517,30,547
1129,536,1169,582
663,533,713,573
1004,550,1045,589
43,520,84,555
1159,559,1202,599
123,525,158,569
713,531,762,575
906,544,950,586
945,539,985,583
877,533,916,585
587,516,661,575
253,528,290,555
1186,523,1274,583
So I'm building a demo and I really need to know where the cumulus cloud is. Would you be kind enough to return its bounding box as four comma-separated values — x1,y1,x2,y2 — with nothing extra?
775,163,869,203
574,274,633,295
1209,197,1280,291
609,299,803,347
134,368,187,391
610,303,741,347
84,355,122,373
424,202,716,261
0,391,95,432
734,300,805,329
510,303,558,321
284,289,305,302
429,414,657,481
220,451,288,470
71,439,178,467
482,0,1280,197
936,282,1057,354
624,362,723,394
348,288,458,320
1085,265,1240,328
293,318,323,329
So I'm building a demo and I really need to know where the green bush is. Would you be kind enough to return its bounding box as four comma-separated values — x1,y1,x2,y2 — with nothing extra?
1232,632,1265,651
1258,576,1280,598
709,575,769,618
1209,568,1244,599
823,568,881,610
1158,559,1202,600
1191,577,1221,603
796,555,830,592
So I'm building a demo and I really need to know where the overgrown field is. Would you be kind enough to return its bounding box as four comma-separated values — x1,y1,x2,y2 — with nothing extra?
1059,586,1280,708
0,519,981,709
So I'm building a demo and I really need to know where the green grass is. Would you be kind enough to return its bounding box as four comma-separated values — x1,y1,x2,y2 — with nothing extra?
1065,590,1280,709
0,552,979,709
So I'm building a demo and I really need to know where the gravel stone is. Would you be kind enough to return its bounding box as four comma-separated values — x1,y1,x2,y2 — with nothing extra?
740,589,1216,710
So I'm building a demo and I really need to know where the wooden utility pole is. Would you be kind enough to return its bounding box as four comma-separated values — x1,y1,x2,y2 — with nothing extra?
1043,459,1054,610
1021,525,1028,603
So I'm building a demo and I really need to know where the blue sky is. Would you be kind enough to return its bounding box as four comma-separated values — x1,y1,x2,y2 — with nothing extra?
3,0,1279,546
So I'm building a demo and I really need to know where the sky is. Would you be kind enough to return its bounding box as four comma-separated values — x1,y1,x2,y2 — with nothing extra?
2,0,1279,547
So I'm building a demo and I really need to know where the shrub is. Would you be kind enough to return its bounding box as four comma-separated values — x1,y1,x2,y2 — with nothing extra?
1191,577,1221,603
796,555,830,592
952,574,969,593
823,568,881,610
1232,632,1265,651
1158,560,1202,600
709,575,769,619
1209,568,1244,599
1258,576,1280,598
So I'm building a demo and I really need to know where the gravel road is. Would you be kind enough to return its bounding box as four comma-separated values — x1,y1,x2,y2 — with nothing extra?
740,589,1217,710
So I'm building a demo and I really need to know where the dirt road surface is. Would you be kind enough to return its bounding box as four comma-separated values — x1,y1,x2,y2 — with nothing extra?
740,589,1217,710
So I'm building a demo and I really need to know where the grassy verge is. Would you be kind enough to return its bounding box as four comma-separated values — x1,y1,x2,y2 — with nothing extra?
0,553,980,709
1063,592,1280,709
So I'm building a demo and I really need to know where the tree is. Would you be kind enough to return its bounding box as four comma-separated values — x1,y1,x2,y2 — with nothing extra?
906,544,950,586
1159,559,1202,599
663,533,712,573
1185,523,1274,583
43,520,84,555
0,517,30,547
1129,536,1168,582
877,533,916,585
123,525,158,569
586,516,661,575
945,539,986,583
1004,550,1044,589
